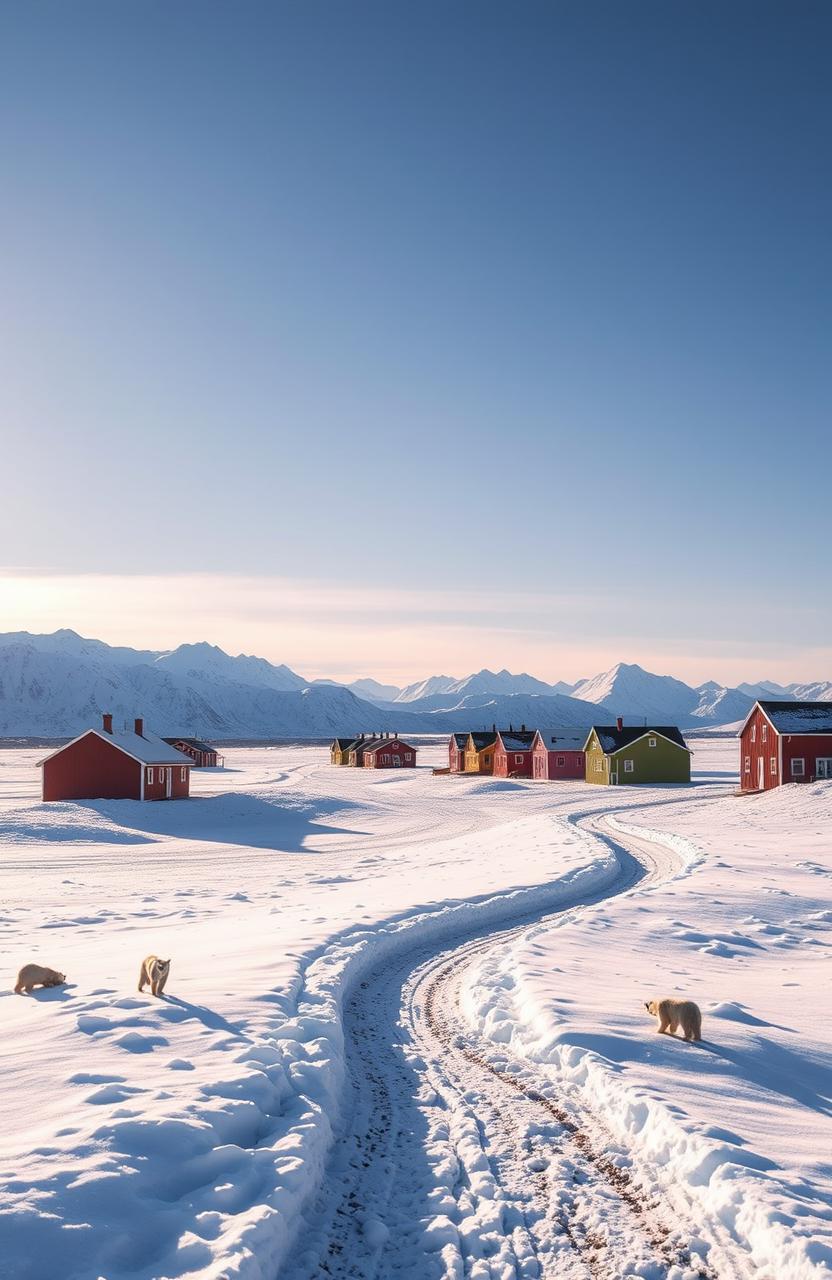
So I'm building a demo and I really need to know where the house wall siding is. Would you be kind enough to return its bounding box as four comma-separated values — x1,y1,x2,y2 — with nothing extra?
43,733,142,801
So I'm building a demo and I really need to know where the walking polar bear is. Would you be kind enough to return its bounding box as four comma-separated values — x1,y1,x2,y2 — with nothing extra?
645,997,702,1042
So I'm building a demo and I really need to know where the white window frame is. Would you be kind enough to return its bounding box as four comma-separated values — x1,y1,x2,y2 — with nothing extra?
515,753,523,764
744,756,750,773
623,759,634,773
180,767,187,781
751,725,756,743
791,758,805,777
648,737,657,747
404,753,412,762
147,767,154,784
762,724,767,742
556,755,565,766
770,756,777,775
393,757,401,767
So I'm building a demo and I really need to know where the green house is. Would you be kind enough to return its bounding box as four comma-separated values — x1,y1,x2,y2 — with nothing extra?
583,723,690,785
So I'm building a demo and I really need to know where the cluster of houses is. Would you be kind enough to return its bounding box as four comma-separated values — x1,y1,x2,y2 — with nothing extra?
33,697,832,803
448,721,692,785
330,732,417,769
38,715,220,802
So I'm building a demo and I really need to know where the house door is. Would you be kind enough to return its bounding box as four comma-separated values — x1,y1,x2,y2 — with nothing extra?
163,768,172,799
757,758,765,790
816,758,832,779
609,769,617,785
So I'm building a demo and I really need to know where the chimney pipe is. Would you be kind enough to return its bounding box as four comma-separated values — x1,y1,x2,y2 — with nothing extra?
134,717,144,737
521,723,526,733
102,712,113,734
616,716,623,732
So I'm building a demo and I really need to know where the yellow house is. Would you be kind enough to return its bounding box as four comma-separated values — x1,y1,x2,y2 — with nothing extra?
464,731,498,773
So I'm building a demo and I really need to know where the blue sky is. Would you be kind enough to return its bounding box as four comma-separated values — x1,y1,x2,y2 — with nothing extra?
1,3,830,683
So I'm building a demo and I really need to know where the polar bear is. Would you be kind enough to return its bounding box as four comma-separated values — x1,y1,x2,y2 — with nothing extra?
645,997,702,1042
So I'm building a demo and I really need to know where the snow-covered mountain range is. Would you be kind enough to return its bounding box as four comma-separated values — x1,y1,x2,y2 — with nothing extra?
0,632,828,739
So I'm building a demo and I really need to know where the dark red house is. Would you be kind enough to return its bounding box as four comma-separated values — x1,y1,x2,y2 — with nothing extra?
492,729,535,778
163,737,221,767
449,733,468,772
39,714,193,802
362,734,417,769
531,729,586,780
739,701,832,792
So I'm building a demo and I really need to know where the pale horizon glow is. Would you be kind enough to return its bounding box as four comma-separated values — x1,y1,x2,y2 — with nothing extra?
1,570,829,689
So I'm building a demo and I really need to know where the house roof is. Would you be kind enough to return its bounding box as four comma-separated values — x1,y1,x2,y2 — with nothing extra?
164,737,216,753
350,737,382,754
331,738,359,750
532,729,587,751
497,731,536,751
467,732,498,750
451,733,469,749
587,725,689,754
39,728,194,769
363,737,415,755
754,701,832,736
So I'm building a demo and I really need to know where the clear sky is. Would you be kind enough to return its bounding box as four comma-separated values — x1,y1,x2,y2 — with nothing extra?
1,2,830,685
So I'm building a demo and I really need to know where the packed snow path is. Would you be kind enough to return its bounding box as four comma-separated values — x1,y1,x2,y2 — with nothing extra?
284,812,745,1280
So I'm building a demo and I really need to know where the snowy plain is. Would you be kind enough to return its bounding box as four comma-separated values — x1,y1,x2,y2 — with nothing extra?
0,739,829,1278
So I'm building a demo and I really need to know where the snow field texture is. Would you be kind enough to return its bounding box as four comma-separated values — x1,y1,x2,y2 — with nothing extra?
0,745,616,1279
462,794,832,1277
1,739,830,1278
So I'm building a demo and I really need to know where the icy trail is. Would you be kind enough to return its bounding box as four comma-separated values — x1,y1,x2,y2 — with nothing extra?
282,811,749,1280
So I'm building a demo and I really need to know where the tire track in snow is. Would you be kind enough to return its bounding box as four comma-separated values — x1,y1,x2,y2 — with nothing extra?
282,804,737,1280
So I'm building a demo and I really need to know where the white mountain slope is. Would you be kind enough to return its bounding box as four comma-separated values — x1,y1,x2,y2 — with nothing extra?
571,662,757,727
393,675,459,703
154,641,306,692
426,692,602,732
790,681,832,702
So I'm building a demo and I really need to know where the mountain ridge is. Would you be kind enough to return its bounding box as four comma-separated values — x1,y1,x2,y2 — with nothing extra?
0,631,828,738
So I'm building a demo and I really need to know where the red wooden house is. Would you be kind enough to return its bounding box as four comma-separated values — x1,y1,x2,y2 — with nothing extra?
449,733,468,772
164,737,220,767
739,701,832,792
39,714,193,802
362,734,417,769
530,729,586,780
492,728,536,778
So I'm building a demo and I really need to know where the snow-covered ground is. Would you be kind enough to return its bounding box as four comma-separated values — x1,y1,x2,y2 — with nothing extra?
0,740,829,1278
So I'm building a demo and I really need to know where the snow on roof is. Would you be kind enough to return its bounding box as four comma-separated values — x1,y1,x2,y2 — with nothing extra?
758,701,832,735
590,725,689,754
39,728,194,768
362,737,415,755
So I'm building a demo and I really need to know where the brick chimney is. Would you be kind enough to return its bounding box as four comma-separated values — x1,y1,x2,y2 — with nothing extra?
616,716,623,732
102,712,113,734
134,718,144,737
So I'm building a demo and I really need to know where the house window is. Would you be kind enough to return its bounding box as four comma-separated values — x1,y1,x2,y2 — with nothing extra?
624,759,634,773
744,757,750,773
147,768,154,784
515,753,523,764
751,725,756,743
404,753,412,762
595,758,603,772
762,724,767,742
382,754,390,764
648,737,657,748
180,767,187,781
556,756,565,766
393,757,401,767
770,757,777,775
791,758,805,777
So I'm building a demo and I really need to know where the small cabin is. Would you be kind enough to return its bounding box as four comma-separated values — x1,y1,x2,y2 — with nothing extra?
530,729,586,780
448,733,468,773
362,735,417,769
39,714,193,802
464,731,498,774
584,719,690,785
492,729,536,778
739,701,832,792
164,737,220,768
330,737,359,766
